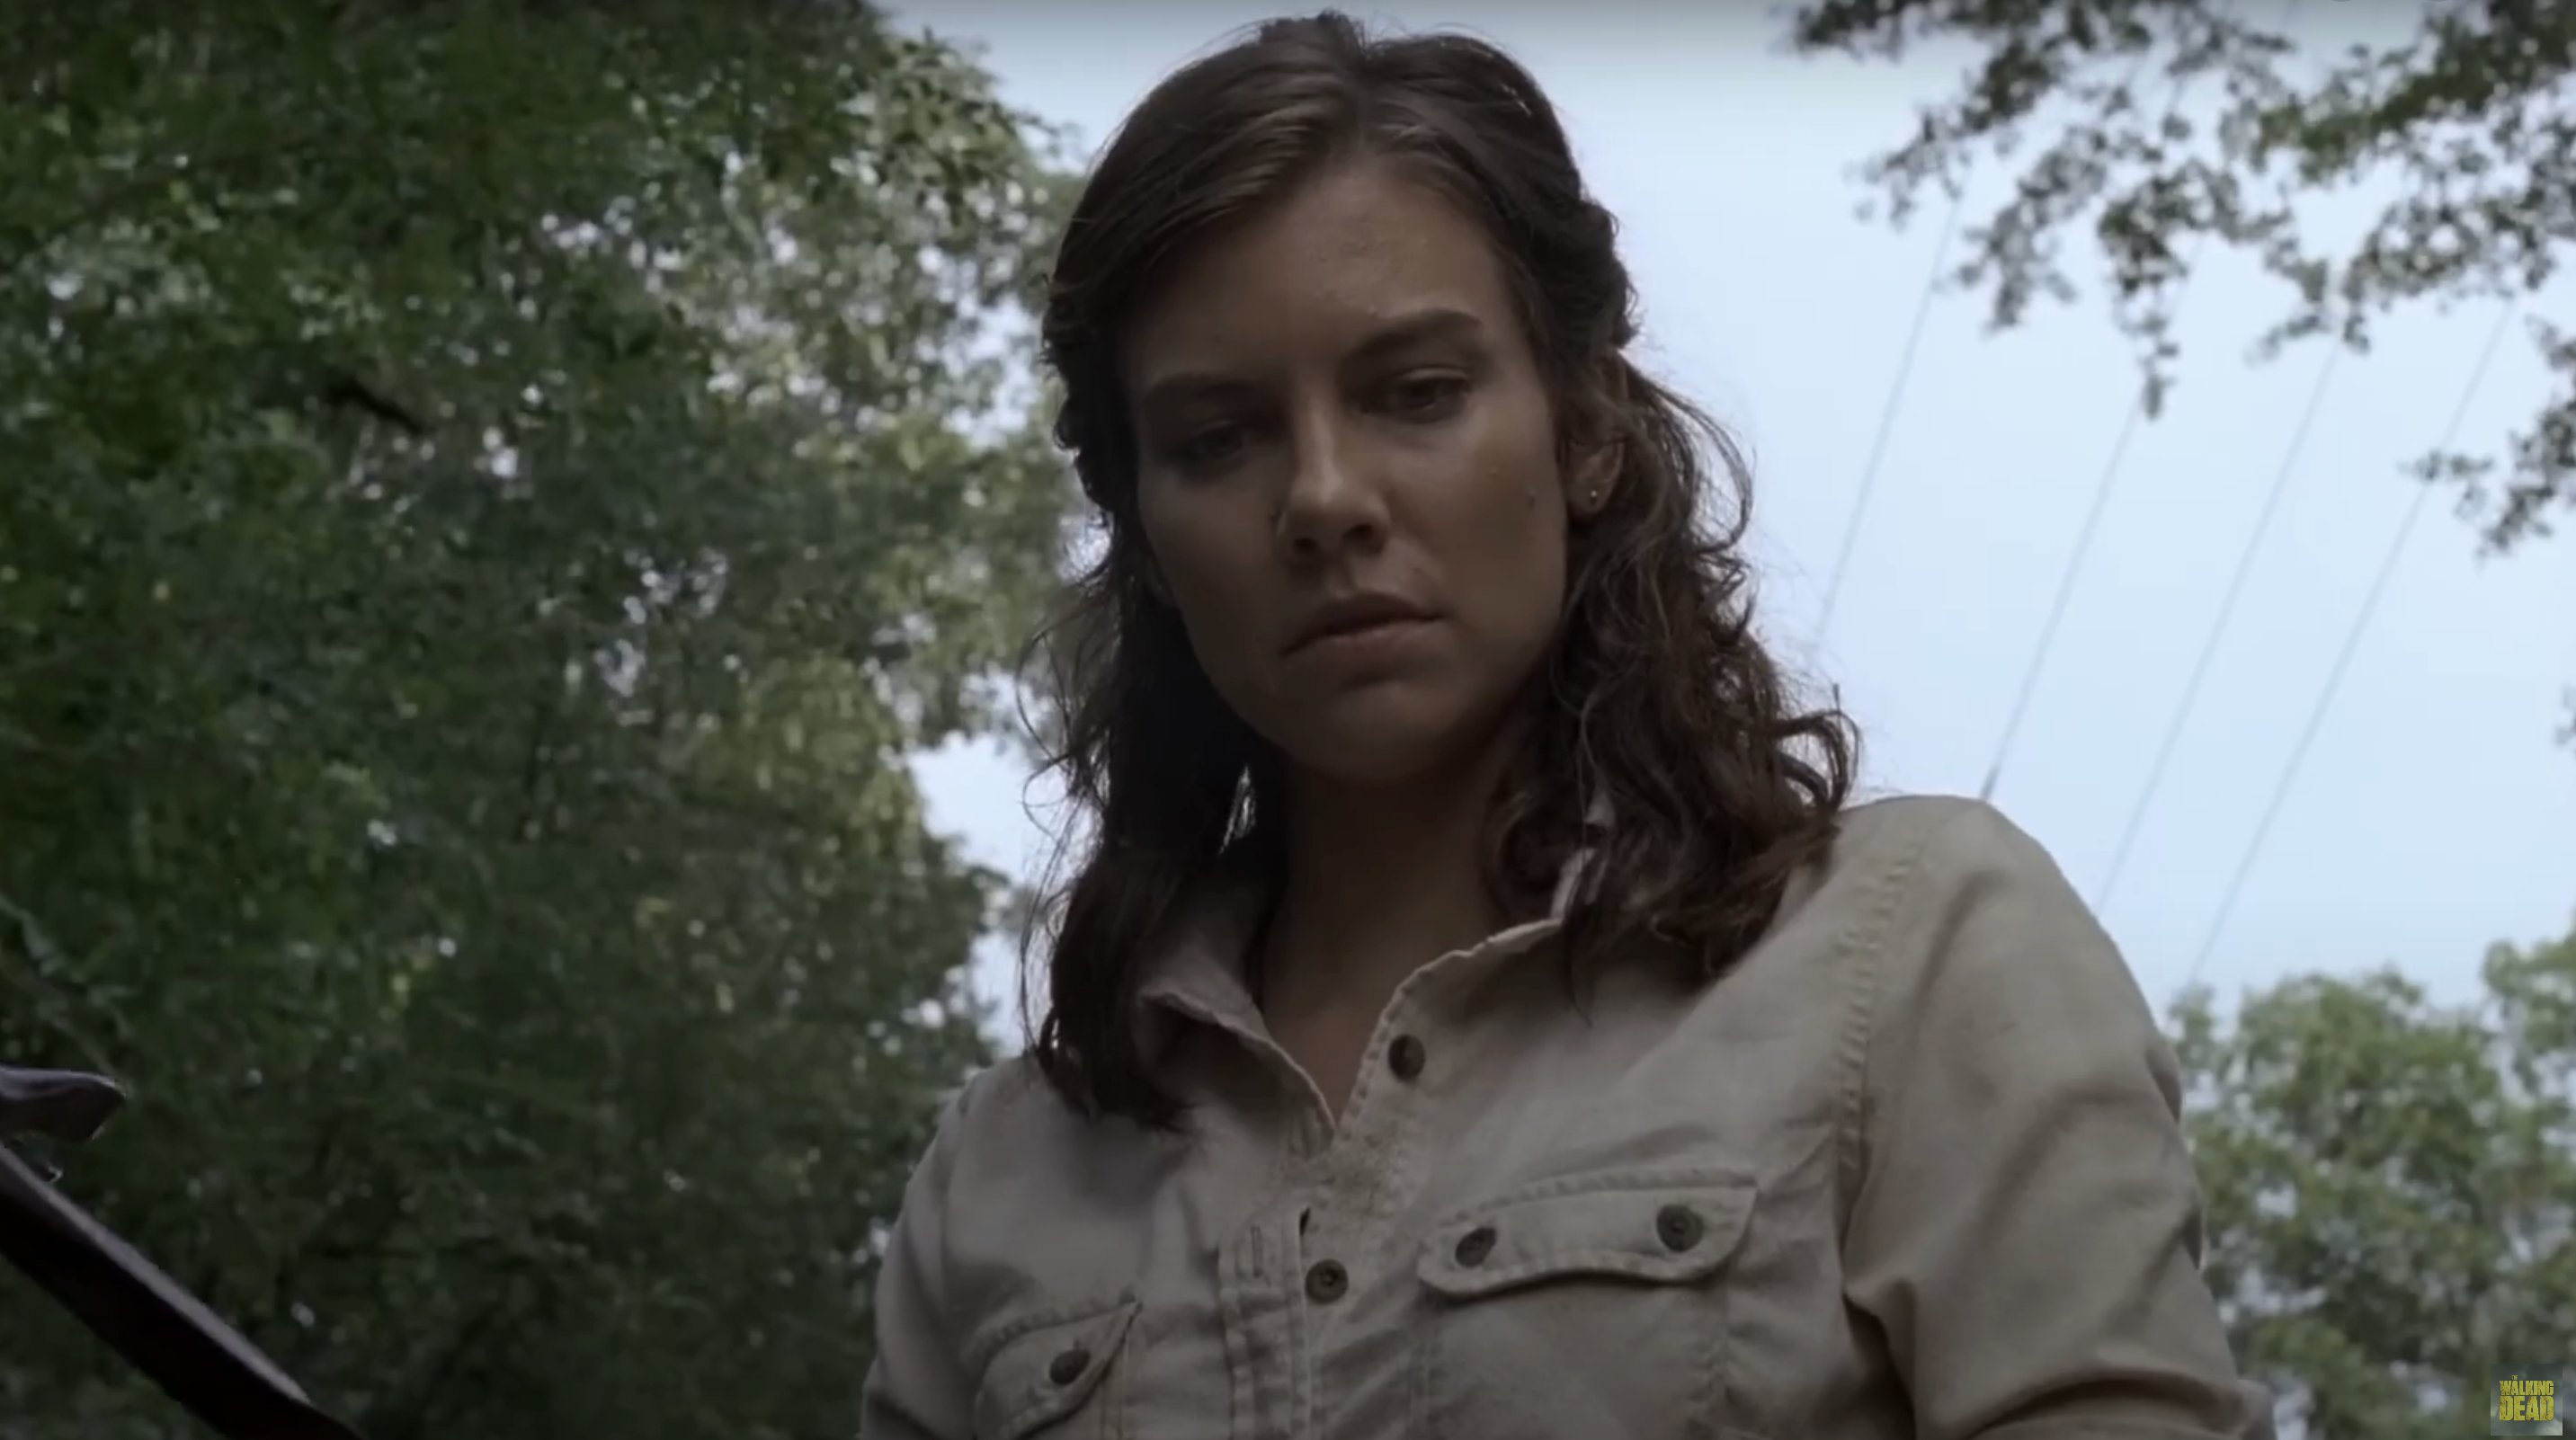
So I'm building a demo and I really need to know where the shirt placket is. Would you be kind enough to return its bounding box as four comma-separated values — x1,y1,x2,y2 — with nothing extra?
1195,921,1557,1440
1275,941,1525,1440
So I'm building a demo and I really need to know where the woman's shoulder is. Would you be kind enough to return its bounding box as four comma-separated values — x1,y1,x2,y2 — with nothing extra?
1825,791,2050,875
1803,793,2090,929
910,1052,1183,1208
916,1054,1086,1169
1796,794,2158,1033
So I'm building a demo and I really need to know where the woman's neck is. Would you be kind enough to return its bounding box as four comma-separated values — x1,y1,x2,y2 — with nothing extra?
1259,733,1519,1021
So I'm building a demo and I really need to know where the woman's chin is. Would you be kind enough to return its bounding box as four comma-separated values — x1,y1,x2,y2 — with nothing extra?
1275,697,1507,788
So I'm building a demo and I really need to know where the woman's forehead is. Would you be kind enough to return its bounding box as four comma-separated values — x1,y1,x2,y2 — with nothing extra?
1120,163,1515,388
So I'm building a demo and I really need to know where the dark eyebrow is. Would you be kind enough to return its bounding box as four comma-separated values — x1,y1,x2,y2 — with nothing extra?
1132,307,1490,419
1346,307,1487,365
1133,370,1257,422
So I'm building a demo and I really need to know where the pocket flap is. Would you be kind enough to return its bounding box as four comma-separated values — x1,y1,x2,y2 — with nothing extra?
970,1298,1139,1440
1416,1165,1756,1301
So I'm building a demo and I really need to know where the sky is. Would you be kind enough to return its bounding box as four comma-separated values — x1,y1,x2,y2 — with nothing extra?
893,4,2576,1038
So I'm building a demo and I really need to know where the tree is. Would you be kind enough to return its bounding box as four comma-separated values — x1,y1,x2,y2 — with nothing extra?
1787,0,2572,555
2170,920,2576,1438
0,4,1071,1437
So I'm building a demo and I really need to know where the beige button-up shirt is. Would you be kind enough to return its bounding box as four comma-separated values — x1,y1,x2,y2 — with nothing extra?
862,796,2275,1440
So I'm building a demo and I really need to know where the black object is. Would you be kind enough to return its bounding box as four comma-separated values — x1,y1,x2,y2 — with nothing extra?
0,1064,366,1440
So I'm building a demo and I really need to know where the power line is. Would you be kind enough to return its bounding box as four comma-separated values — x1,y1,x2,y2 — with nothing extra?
1814,11,2196,645
2182,302,2520,988
1974,0,2304,806
2092,341,2344,911
1974,229,2207,804
1814,197,1962,641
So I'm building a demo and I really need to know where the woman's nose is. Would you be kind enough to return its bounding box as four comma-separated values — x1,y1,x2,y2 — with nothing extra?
1275,416,1386,559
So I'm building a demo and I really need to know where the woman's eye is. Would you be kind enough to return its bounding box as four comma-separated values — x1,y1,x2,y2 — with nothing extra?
1174,423,1249,471
1382,374,1467,419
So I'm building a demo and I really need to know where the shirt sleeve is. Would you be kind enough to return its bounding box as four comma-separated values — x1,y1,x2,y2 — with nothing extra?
1840,801,2276,1440
861,1091,976,1440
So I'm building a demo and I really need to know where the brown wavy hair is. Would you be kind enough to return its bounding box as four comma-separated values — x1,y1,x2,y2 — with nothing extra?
1022,12,1858,1128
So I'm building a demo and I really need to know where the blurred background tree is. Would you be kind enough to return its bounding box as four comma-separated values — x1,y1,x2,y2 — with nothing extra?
1801,11,2576,1422
2172,920,2576,1439
1788,0,2572,558
3,4,2567,1439
0,4,1072,1436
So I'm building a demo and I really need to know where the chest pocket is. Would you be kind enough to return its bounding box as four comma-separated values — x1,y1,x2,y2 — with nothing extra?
1411,1165,1758,1440
970,1299,1139,1440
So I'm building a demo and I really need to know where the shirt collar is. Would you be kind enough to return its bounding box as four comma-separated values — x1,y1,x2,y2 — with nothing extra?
1128,796,1614,1059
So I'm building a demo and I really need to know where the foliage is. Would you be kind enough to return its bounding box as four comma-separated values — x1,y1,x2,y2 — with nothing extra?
1787,0,2573,554
2173,920,2576,1439
0,4,1071,1437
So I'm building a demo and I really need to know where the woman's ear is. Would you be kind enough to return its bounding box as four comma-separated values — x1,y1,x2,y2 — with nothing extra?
1568,436,1621,520
1564,357,1627,520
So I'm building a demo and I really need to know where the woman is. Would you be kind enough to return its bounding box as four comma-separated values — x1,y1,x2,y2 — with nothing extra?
865,13,2272,1440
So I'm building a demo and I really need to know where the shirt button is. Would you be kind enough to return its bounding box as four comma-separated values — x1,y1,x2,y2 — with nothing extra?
1304,1258,1349,1303
1046,1347,1091,1385
1655,1204,1705,1252
1452,1225,1497,1267
1387,1034,1427,1080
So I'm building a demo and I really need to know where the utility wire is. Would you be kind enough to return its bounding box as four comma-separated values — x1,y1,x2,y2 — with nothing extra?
1975,223,2208,804
2092,341,2344,911
1816,12,2194,645
2182,302,2519,988
1974,0,2304,805
1815,198,1962,641
1814,0,2294,645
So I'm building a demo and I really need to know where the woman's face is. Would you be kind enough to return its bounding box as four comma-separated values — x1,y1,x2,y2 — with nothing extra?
1122,159,1609,785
